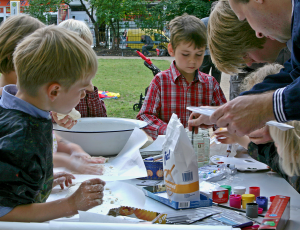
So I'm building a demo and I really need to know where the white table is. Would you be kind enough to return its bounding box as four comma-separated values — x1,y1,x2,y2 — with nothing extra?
125,170,300,230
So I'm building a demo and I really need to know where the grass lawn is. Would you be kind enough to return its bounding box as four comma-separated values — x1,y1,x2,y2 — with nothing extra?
93,59,171,119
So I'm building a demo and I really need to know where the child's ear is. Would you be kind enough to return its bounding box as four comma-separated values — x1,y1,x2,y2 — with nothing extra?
168,43,175,57
47,83,62,102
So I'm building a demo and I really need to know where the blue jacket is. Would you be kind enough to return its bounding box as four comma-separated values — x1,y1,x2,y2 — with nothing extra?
241,0,300,122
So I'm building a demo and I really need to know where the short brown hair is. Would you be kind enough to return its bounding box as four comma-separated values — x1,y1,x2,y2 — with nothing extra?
0,15,45,74
58,19,93,46
13,26,98,97
169,13,207,51
208,0,266,74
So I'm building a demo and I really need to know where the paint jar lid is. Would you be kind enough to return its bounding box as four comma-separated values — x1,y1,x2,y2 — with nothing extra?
233,186,246,193
270,196,276,202
242,194,255,201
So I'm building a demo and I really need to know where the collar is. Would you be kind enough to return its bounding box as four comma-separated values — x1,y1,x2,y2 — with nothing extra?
170,60,206,83
0,84,50,119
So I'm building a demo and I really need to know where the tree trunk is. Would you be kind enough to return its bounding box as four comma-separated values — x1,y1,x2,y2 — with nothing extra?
79,0,100,47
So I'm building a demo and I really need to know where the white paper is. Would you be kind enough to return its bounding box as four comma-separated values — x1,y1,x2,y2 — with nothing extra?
140,135,165,152
53,127,148,181
47,181,146,222
187,106,294,131
79,211,135,224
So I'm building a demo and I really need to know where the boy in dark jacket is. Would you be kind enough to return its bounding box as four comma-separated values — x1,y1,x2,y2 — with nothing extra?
0,26,105,222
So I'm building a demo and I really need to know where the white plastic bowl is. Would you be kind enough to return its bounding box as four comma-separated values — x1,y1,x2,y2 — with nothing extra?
53,117,147,156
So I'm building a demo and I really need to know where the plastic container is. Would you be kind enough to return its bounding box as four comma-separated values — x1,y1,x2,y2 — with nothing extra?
220,185,232,199
242,194,255,209
187,129,210,167
249,186,260,198
270,195,275,202
233,186,246,195
246,203,258,218
258,207,263,214
230,194,242,209
256,196,268,211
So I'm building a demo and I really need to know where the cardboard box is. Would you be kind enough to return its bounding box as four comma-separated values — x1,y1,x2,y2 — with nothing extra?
259,195,290,230
140,161,163,180
143,185,212,209
199,181,229,203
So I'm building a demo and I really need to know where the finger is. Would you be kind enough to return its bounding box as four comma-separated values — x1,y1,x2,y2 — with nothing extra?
199,124,214,129
210,105,226,124
85,184,105,193
84,167,104,175
87,192,104,200
85,157,106,164
83,178,106,186
53,177,66,188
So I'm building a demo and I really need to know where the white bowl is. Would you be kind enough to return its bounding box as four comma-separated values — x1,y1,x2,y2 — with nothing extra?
53,117,147,156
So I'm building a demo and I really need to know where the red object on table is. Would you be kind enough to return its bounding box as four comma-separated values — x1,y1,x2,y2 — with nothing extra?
249,186,260,198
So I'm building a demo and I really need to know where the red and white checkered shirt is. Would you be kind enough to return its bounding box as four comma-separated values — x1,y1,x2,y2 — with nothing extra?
75,86,107,118
136,61,227,140
52,86,107,122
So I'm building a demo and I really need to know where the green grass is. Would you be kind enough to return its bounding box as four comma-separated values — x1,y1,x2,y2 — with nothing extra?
93,59,171,119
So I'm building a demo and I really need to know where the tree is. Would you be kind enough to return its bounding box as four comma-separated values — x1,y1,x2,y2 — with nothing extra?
94,0,148,49
137,0,217,31
25,0,70,24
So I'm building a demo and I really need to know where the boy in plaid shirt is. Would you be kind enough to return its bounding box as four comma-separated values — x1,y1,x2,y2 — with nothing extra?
137,14,227,140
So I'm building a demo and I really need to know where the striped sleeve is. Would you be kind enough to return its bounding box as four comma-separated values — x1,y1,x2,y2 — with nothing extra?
273,87,287,122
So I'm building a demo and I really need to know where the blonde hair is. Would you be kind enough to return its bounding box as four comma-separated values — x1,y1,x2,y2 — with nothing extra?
58,19,93,46
242,64,283,91
0,15,45,74
169,13,207,51
13,26,98,97
269,121,300,176
208,0,266,74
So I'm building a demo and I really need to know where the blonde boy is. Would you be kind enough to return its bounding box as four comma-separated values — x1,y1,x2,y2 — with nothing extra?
53,19,107,129
137,14,227,140
0,26,105,222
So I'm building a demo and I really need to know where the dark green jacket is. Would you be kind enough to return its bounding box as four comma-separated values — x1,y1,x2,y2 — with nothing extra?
0,107,53,207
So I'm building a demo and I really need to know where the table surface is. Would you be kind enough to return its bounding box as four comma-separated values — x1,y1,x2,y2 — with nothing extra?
126,170,300,230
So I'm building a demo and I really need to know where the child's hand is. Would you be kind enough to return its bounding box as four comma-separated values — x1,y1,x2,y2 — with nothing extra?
52,111,77,129
69,157,104,175
214,128,251,149
71,151,107,164
247,126,273,144
53,172,75,189
68,178,106,212
213,128,239,144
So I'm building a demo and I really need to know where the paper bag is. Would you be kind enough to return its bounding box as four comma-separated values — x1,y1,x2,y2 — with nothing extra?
162,114,200,204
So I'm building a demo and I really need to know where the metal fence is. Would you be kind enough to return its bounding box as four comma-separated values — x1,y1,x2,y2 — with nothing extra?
97,21,170,50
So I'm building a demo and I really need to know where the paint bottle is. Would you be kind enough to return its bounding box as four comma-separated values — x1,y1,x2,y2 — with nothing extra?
249,186,260,198
246,203,258,218
242,194,255,209
256,196,268,211
230,194,242,208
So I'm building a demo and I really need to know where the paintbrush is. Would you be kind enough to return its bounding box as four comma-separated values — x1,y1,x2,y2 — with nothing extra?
191,116,195,146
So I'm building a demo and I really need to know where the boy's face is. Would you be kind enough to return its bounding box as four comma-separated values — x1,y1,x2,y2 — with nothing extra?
243,38,286,66
168,42,205,78
53,77,93,114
